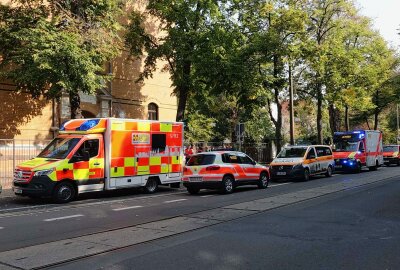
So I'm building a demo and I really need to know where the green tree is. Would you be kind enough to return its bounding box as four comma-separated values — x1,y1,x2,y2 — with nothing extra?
125,0,222,122
0,0,121,119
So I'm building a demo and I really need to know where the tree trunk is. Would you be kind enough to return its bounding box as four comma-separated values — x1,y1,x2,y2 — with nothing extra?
374,110,379,130
69,92,83,119
328,102,340,137
345,105,349,131
274,55,283,152
316,82,323,144
176,61,191,122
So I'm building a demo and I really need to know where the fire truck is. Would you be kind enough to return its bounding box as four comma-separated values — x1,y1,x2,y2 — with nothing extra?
333,130,383,172
13,118,184,203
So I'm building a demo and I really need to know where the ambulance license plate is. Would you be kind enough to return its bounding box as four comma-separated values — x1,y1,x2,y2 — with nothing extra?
14,188,22,194
277,172,286,176
189,177,203,182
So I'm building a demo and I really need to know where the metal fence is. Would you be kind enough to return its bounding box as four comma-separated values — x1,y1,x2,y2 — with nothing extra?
185,142,275,165
0,139,50,188
0,139,275,189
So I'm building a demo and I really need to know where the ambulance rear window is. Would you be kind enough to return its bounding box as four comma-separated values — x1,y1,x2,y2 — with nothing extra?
187,154,216,166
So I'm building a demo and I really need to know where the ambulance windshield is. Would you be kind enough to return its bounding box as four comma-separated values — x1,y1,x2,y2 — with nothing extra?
38,138,81,159
277,147,307,158
333,141,359,152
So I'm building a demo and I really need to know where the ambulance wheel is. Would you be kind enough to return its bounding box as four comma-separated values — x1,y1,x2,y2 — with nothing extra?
144,177,158,193
257,172,269,189
325,166,333,177
221,175,234,194
369,161,378,171
187,186,200,195
53,182,76,204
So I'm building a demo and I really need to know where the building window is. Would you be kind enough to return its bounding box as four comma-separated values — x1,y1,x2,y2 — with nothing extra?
148,103,158,120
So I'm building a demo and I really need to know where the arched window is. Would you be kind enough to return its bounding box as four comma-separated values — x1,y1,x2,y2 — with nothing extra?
148,103,158,120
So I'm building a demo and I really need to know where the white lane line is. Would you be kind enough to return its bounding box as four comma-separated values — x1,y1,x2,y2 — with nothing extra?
200,195,214,198
112,205,143,211
44,214,84,222
270,183,291,187
164,199,187,204
0,227,4,229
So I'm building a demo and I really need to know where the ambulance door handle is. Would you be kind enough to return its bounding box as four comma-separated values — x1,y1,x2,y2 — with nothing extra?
93,162,100,166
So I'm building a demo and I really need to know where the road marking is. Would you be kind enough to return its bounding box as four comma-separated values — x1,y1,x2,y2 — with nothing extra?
200,195,214,198
0,227,4,229
112,206,143,211
164,199,187,204
270,183,291,187
44,214,84,222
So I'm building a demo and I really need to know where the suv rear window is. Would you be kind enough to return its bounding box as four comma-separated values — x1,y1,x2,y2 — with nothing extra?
187,154,216,166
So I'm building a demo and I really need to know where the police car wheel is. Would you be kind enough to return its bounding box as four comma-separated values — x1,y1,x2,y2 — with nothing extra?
53,182,76,204
325,166,333,177
144,177,158,194
221,175,234,194
257,172,269,189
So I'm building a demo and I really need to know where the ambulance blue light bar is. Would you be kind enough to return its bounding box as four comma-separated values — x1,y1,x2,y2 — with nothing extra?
77,119,100,131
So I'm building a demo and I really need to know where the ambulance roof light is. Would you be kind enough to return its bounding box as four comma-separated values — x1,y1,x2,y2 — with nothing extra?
77,119,100,131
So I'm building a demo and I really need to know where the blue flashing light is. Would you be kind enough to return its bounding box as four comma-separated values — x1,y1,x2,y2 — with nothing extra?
343,160,348,164
349,161,354,166
353,131,361,134
77,119,100,131
358,134,365,139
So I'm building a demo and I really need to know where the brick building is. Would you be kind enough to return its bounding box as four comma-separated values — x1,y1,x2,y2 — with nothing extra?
0,1,178,142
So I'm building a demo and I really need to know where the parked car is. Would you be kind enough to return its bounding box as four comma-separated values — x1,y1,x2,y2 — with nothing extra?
270,145,335,181
182,151,270,194
383,145,400,166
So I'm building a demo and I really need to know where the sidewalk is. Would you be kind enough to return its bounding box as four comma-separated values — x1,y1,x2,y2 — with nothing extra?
0,188,14,198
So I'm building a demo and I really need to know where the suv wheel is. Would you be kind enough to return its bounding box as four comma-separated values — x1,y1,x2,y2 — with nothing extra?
187,186,200,195
221,175,234,194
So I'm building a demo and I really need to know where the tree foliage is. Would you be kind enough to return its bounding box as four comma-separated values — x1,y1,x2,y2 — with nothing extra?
0,0,121,118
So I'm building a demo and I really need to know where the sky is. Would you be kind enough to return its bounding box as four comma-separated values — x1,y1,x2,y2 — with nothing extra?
355,0,400,50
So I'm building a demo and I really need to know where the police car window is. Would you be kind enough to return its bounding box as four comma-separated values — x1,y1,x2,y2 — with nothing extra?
359,142,365,152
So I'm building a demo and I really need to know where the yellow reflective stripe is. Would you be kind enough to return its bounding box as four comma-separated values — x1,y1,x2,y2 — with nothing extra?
160,123,172,132
138,122,150,131
89,159,104,167
348,152,357,158
124,158,136,167
48,171,57,181
161,164,168,173
111,167,124,177
137,166,149,172
171,156,182,164
111,121,125,131
73,169,89,180
150,156,161,165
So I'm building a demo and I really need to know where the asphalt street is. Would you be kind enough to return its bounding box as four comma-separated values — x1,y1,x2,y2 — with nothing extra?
0,166,399,269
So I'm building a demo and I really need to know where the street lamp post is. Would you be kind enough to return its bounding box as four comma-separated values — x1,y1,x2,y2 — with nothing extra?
289,63,295,145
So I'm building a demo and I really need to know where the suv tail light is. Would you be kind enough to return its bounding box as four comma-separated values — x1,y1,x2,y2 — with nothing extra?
206,165,220,171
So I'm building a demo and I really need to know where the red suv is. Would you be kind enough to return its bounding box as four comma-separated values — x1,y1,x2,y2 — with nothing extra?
182,151,270,194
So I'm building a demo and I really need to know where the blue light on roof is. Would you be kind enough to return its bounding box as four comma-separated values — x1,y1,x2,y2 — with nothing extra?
77,119,100,131
353,131,361,134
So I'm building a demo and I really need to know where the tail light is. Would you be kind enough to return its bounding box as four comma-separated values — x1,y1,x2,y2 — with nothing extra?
183,167,188,172
206,165,220,171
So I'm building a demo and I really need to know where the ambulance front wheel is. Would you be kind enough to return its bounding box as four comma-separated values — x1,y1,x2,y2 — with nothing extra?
144,177,159,194
52,182,76,204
